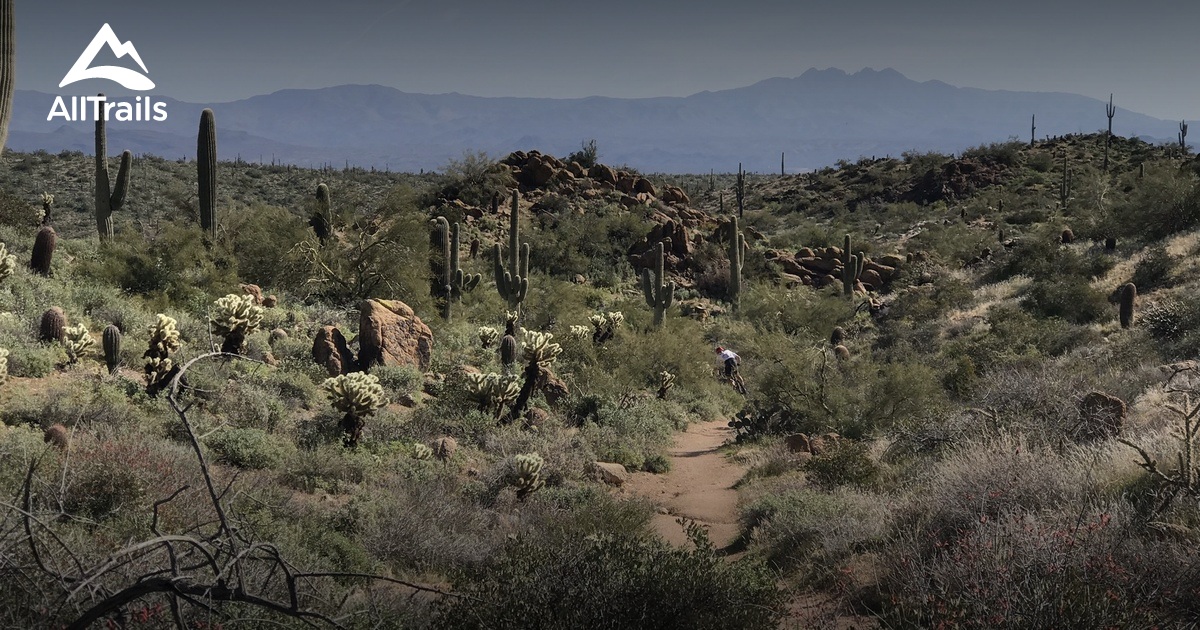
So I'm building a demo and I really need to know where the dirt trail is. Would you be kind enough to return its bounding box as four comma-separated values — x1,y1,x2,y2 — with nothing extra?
624,418,746,552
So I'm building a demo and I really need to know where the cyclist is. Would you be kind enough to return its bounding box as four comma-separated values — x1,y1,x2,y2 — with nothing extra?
716,346,746,394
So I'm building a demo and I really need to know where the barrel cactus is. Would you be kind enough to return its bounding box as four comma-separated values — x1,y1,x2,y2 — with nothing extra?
1119,283,1137,329
0,241,14,281
63,324,94,364
30,226,55,276
322,372,387,447
210,293,264,354
39,307,66,343
499,311,519,367
512,452,545,499
102,324,122,374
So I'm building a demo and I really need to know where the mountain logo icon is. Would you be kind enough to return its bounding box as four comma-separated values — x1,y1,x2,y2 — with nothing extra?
59,24,155,91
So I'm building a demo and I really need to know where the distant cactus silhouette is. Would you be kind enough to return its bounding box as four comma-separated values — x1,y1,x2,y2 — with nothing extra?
1181,121,1189,152
0,0,11,155
1104,94,1115,171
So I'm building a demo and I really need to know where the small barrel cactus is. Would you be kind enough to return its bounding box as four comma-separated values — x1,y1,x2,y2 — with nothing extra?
1119,283,1137,329
102,324,122,374
500,334,518,367
322,372,387,447
512,452,545,499
39,307,67,343
63,324,94,364
0,241,15,281
30,226,55,276
210,293,264,354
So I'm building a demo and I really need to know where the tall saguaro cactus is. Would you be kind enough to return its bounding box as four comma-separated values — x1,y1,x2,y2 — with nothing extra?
727,217,747,308
642,241,676,327
1030,114,1036,148
0,0,13,155
1104,94,1115,172
1060,152,1071,209
433,216,481,321
493,190,529,313
94,94,132,239
198,109,217,237
1180,121,1189,153
735,163,746,218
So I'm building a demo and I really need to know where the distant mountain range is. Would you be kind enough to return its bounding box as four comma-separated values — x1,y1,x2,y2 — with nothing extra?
6,68,1191,174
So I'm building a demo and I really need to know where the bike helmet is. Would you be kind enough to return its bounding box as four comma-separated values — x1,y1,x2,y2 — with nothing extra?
715,346,724,352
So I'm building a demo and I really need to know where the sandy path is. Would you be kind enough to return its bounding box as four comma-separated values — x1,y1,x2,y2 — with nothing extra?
624,418,746,552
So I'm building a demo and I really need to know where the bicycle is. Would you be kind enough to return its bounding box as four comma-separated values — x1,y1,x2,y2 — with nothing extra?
723,366,748,396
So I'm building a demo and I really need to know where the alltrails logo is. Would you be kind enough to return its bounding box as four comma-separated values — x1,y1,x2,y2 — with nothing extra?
47,23,168,122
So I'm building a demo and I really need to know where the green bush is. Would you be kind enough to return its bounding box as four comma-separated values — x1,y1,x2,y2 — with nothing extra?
434,528,784,629
802,441,881,489
1130,244,1176,292
1020,278,1112,324
205,427,292,469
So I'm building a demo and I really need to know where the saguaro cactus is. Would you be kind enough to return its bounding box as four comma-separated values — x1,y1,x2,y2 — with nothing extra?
30,226,55,276
1119,283,1137,329
94,94,132,239
1104,94,1115,172
727,217,747,307
841,234,864,297
642,241,676,327
1181,121,1189,152
1060,152,1071,209
198,109,217,237
493,190,530,313
0,0,13,155
433,216,481,321
102,324,121,374
735,162,746,217
1030,114,1036,148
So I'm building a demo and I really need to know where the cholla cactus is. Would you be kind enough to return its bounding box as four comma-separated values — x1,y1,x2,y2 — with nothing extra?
589,311,624,344
63,324,94,364
505,311,519,327
412,443,434,460
512,452,545,499
569,325,590,340
657,371,676,400
478,326,500,349
0,348,8,386
146,314,181,359
0,242,14,281
144,356,177,395
322,372,387,447
210,293,264,354
40,193,53,224
521,330,561,368
466,371,521,416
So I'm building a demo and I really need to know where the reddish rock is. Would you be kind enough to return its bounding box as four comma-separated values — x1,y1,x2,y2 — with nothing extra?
634,178,657,197
589,164,618,184
358,300,434,371
312,326,355,376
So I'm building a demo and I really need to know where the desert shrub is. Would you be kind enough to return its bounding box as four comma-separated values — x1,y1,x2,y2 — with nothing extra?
741,485,887,578
437,151,516,207
1130,244,1176,291
990,236,1114,283
566,139,599,169
434,527,784,629
1142,296,1200,358
78,221,239,308
1020,278,1111,324
961,140,1023,167
1112,167,1200,240
579,400,677,471
802,441,881,489
0,189,42,227
526,206,646,280
204,427,292,469
371,364,423,400
63,437,193,521
224,203,311,288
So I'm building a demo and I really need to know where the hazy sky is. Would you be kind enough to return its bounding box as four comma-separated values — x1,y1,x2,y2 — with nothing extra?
16,0,1200,120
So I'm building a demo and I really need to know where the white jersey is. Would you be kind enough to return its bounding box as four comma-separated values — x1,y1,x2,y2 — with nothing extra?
719,350,738,362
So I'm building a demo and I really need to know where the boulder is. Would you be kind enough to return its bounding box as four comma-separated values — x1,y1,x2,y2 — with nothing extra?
539,369,570,406
312,326,355,376
661,186,689,205
797,256,838,274
358,299,434,370
878,254,906,268
633,178,657,197
433,437,458,461
240,283,264,305
785,433,812,454
591,461,629,487
616,173,637,195
263,295,279,308
589,164,618,185
567,161,587,177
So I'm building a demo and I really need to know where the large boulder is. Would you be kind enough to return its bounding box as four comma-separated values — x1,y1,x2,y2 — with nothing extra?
589,164,617,185
312,326,355,376
539,369,570,407
661,186,690,205
633,178,657,197
358,300,434,370
591,462,629,487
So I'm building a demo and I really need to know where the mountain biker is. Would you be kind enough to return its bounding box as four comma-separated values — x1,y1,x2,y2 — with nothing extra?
715,346,740,380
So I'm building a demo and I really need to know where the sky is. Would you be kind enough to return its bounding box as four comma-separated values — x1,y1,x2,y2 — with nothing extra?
16,0,1200,121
